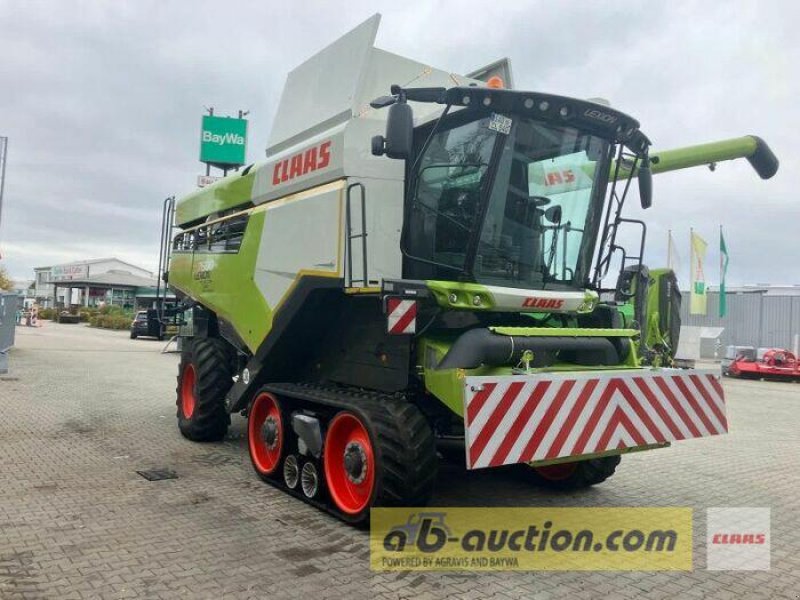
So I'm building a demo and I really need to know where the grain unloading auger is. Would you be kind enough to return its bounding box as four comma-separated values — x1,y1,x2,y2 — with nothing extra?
163,15,778,523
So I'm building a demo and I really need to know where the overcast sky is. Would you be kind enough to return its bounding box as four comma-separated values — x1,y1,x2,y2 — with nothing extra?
0,1,796,286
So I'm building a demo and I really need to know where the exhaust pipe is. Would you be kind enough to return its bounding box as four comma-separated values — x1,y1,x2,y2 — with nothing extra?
435,328,627,370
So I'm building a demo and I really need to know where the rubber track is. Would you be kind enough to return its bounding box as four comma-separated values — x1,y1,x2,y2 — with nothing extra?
176,338,232,441
259,382,438,524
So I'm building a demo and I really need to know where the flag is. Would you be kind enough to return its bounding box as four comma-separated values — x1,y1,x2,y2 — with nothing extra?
719,228,729,317
667,230,682,276
690,230,708,315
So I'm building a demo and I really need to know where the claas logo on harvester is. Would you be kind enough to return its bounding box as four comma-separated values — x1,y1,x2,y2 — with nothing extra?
272,140,332,185
522,297,565,309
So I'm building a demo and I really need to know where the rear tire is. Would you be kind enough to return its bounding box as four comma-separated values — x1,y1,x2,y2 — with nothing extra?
130,332,137,339
176,337,233,442
523,455,621,490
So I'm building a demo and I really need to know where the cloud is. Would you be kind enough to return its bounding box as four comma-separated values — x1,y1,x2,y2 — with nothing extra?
0,0,797,287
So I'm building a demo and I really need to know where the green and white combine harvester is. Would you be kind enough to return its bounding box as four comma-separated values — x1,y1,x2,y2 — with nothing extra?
164,15,778,522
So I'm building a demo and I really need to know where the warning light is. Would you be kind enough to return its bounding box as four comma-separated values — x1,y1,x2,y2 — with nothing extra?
487,76,504,89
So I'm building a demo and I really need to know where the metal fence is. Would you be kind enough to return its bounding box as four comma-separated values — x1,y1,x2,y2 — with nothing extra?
0,293,17,374
680,291,800,351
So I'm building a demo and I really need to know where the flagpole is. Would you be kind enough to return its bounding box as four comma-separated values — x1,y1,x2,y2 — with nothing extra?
719,225,722,286
667,229,675,271
689,227,694,295
689,227,694,314
719,225,728,318
667,229,672,270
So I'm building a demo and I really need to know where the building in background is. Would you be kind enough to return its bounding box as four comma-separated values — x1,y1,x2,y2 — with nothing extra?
10,280,35,310
681,284,800,355
31,258,170,309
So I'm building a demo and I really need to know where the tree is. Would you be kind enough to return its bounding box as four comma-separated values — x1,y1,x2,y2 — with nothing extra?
0,265,14,291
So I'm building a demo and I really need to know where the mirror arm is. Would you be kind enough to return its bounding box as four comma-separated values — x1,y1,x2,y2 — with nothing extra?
408,103,453,175
638,151,653,209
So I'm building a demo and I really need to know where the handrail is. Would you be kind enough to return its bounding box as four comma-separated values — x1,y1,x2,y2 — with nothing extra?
345,183,368,287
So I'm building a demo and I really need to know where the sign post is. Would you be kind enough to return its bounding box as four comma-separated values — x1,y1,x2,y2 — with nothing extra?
0,136,8,234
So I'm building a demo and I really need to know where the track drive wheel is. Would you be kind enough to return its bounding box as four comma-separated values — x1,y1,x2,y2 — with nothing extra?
524,455,621,490
248,391,284,480
323,402,438,521
176,337,233,442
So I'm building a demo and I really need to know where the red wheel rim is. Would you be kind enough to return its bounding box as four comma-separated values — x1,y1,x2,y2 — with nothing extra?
535,462,578,481
324,413,375,515
248,393,283,475
181,364,196,419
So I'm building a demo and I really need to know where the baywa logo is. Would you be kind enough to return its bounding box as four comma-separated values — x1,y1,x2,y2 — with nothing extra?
202,131,245,146
383,512,679,558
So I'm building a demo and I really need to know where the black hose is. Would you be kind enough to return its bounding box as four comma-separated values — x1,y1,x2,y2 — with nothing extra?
435,328,624,370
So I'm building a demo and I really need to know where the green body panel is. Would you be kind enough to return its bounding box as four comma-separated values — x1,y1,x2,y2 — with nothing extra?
175,167,259,226
613,136,763,179
643,268,679,363
612,267,679,365
426,281,497,310
167,252,195,297
169,211,272,351
616,302,635,327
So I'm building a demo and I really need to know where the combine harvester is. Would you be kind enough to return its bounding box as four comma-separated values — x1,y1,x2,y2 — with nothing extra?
162,15,778,522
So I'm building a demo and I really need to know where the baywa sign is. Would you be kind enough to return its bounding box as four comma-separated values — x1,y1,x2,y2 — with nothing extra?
200,115,248,166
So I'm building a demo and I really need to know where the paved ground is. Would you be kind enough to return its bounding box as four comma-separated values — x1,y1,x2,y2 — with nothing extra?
2,323,799,599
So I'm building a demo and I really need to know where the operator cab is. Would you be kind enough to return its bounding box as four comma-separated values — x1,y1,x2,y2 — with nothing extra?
373,85,652,295
405,111,609,290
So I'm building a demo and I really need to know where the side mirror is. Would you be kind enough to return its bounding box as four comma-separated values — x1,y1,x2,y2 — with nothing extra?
371,101,413,160
544,205,562,223
638,156,653,209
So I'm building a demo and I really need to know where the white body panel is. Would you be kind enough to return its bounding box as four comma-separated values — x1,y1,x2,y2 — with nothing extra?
485,286,593,313
344,176,404,286
254,182,344,309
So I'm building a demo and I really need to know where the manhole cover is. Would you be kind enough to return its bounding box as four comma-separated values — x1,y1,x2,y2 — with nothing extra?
136,469,178,481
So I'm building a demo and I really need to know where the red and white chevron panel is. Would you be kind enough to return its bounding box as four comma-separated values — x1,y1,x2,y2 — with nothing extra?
463,369,727,470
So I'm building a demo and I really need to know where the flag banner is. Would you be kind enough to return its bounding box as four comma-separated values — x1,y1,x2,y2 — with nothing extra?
690,231,708,315
667,231,682,277
719,230,729,317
